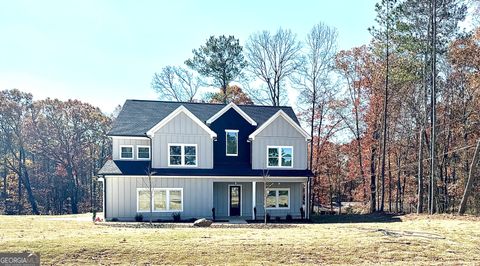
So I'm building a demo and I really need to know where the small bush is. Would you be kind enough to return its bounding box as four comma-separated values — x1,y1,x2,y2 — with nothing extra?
92,210,97,221
212,208,216,221
300,207,305,219
135,214,143,222
286,214,293,222
266,213,271,221
111,218,119,222
172,212,181,222
275,216,281,222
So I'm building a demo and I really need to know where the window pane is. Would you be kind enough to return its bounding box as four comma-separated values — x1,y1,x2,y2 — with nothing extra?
170,146,181,156
278,190,289,208
266,190,277,208
169,190,182,211
138,190,150,211
138,147,150,159
121,147,133,158
268,148,278,158
154,190,166,211
185,155,196,165
169,155,181,165
268,157,279,166
281,157,292,167
226,132,238,155
184,146,196,156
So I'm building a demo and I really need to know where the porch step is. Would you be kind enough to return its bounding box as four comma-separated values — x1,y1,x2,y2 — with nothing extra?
228,218,247,224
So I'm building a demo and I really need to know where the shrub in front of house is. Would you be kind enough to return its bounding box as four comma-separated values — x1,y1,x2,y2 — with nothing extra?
172,212,181,222
275,216,281,223
135,214,143,222
286,214,293,222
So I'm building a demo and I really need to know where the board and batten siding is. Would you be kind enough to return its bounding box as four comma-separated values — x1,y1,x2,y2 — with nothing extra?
151,112,213,168
254,182,303,218
105,176,214,221
213,182,253,217
112,138,150,160
251,116,308,170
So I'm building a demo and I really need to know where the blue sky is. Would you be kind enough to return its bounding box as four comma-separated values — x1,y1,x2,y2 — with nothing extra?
0,0,378,113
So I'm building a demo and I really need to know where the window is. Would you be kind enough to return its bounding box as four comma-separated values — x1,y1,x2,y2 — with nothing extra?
137,146,150,160
267,146,293,167
225,130,238,156
137,188,183,212
120,145,133,159
168,144,197,166
266,188,290,209
137,190,150,211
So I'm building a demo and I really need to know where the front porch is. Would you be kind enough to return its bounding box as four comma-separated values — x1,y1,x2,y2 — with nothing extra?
212,180,308,220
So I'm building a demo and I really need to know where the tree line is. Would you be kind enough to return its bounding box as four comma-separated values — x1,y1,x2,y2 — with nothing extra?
0,90,111,214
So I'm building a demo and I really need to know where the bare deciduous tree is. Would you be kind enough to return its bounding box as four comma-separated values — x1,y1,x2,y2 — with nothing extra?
151,66,202,102
292,22,339,214
245,28,302,106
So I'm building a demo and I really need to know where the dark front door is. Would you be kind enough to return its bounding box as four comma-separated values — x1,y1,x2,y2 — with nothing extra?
229,186,241,216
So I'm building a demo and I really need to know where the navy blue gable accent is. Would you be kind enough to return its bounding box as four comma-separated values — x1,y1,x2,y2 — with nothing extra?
98,160,313,177
209,108,256,168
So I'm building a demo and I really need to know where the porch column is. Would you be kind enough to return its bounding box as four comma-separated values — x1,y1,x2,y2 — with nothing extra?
304,180,308,219
252,181,256,220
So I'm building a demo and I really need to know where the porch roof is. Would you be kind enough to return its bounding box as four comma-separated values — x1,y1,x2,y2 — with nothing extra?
98,160,313,177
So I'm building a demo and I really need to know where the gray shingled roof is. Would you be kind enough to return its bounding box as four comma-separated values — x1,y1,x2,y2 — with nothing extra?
108,100,300,136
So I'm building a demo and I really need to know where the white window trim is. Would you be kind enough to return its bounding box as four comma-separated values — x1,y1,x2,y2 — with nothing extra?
266,146,294,168
265,188,290,210
119,145,134,159
225,129,239,156
136,188,184,213
227,184,242,216
167,143,198,167
137,145,151,160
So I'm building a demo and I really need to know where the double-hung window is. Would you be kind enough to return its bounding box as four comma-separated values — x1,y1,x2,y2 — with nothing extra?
225,130,238,156
120,145,134,159
168,144,197,166
137,146,150,160
137,188,183,212
267,146,293,167
266,188,290,209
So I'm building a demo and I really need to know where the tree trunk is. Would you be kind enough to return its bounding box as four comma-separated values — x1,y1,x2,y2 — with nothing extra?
370,135,377,213
396,152,402,213
458,140,480,215
388,151,392,213
19,148,39,215
66,165,79,214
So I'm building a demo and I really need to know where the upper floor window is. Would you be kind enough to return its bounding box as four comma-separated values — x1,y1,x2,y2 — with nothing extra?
225,130,238,156
120,145,133,159
168,144,197,166
267,146,293,167
137,146,150,160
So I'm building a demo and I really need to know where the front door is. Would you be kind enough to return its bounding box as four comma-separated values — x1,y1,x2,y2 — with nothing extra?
229,186,241,216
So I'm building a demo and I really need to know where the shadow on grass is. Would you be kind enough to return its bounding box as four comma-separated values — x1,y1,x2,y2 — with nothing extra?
311,213,402,224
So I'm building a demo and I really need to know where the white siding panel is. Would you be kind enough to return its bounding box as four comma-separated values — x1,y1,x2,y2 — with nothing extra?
251,116,308,170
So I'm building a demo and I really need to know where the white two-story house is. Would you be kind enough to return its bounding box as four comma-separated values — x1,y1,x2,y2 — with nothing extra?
98,100,312,221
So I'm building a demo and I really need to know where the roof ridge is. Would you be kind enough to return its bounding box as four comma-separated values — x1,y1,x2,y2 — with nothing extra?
125,99,294,108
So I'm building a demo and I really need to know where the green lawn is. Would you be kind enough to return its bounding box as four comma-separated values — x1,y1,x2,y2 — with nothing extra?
0,214,479,265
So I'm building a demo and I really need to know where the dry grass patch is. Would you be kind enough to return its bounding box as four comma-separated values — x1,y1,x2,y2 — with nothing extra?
0,214,479,265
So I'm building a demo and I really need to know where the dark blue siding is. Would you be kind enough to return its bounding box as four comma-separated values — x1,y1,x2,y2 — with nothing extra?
209,108,256,168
